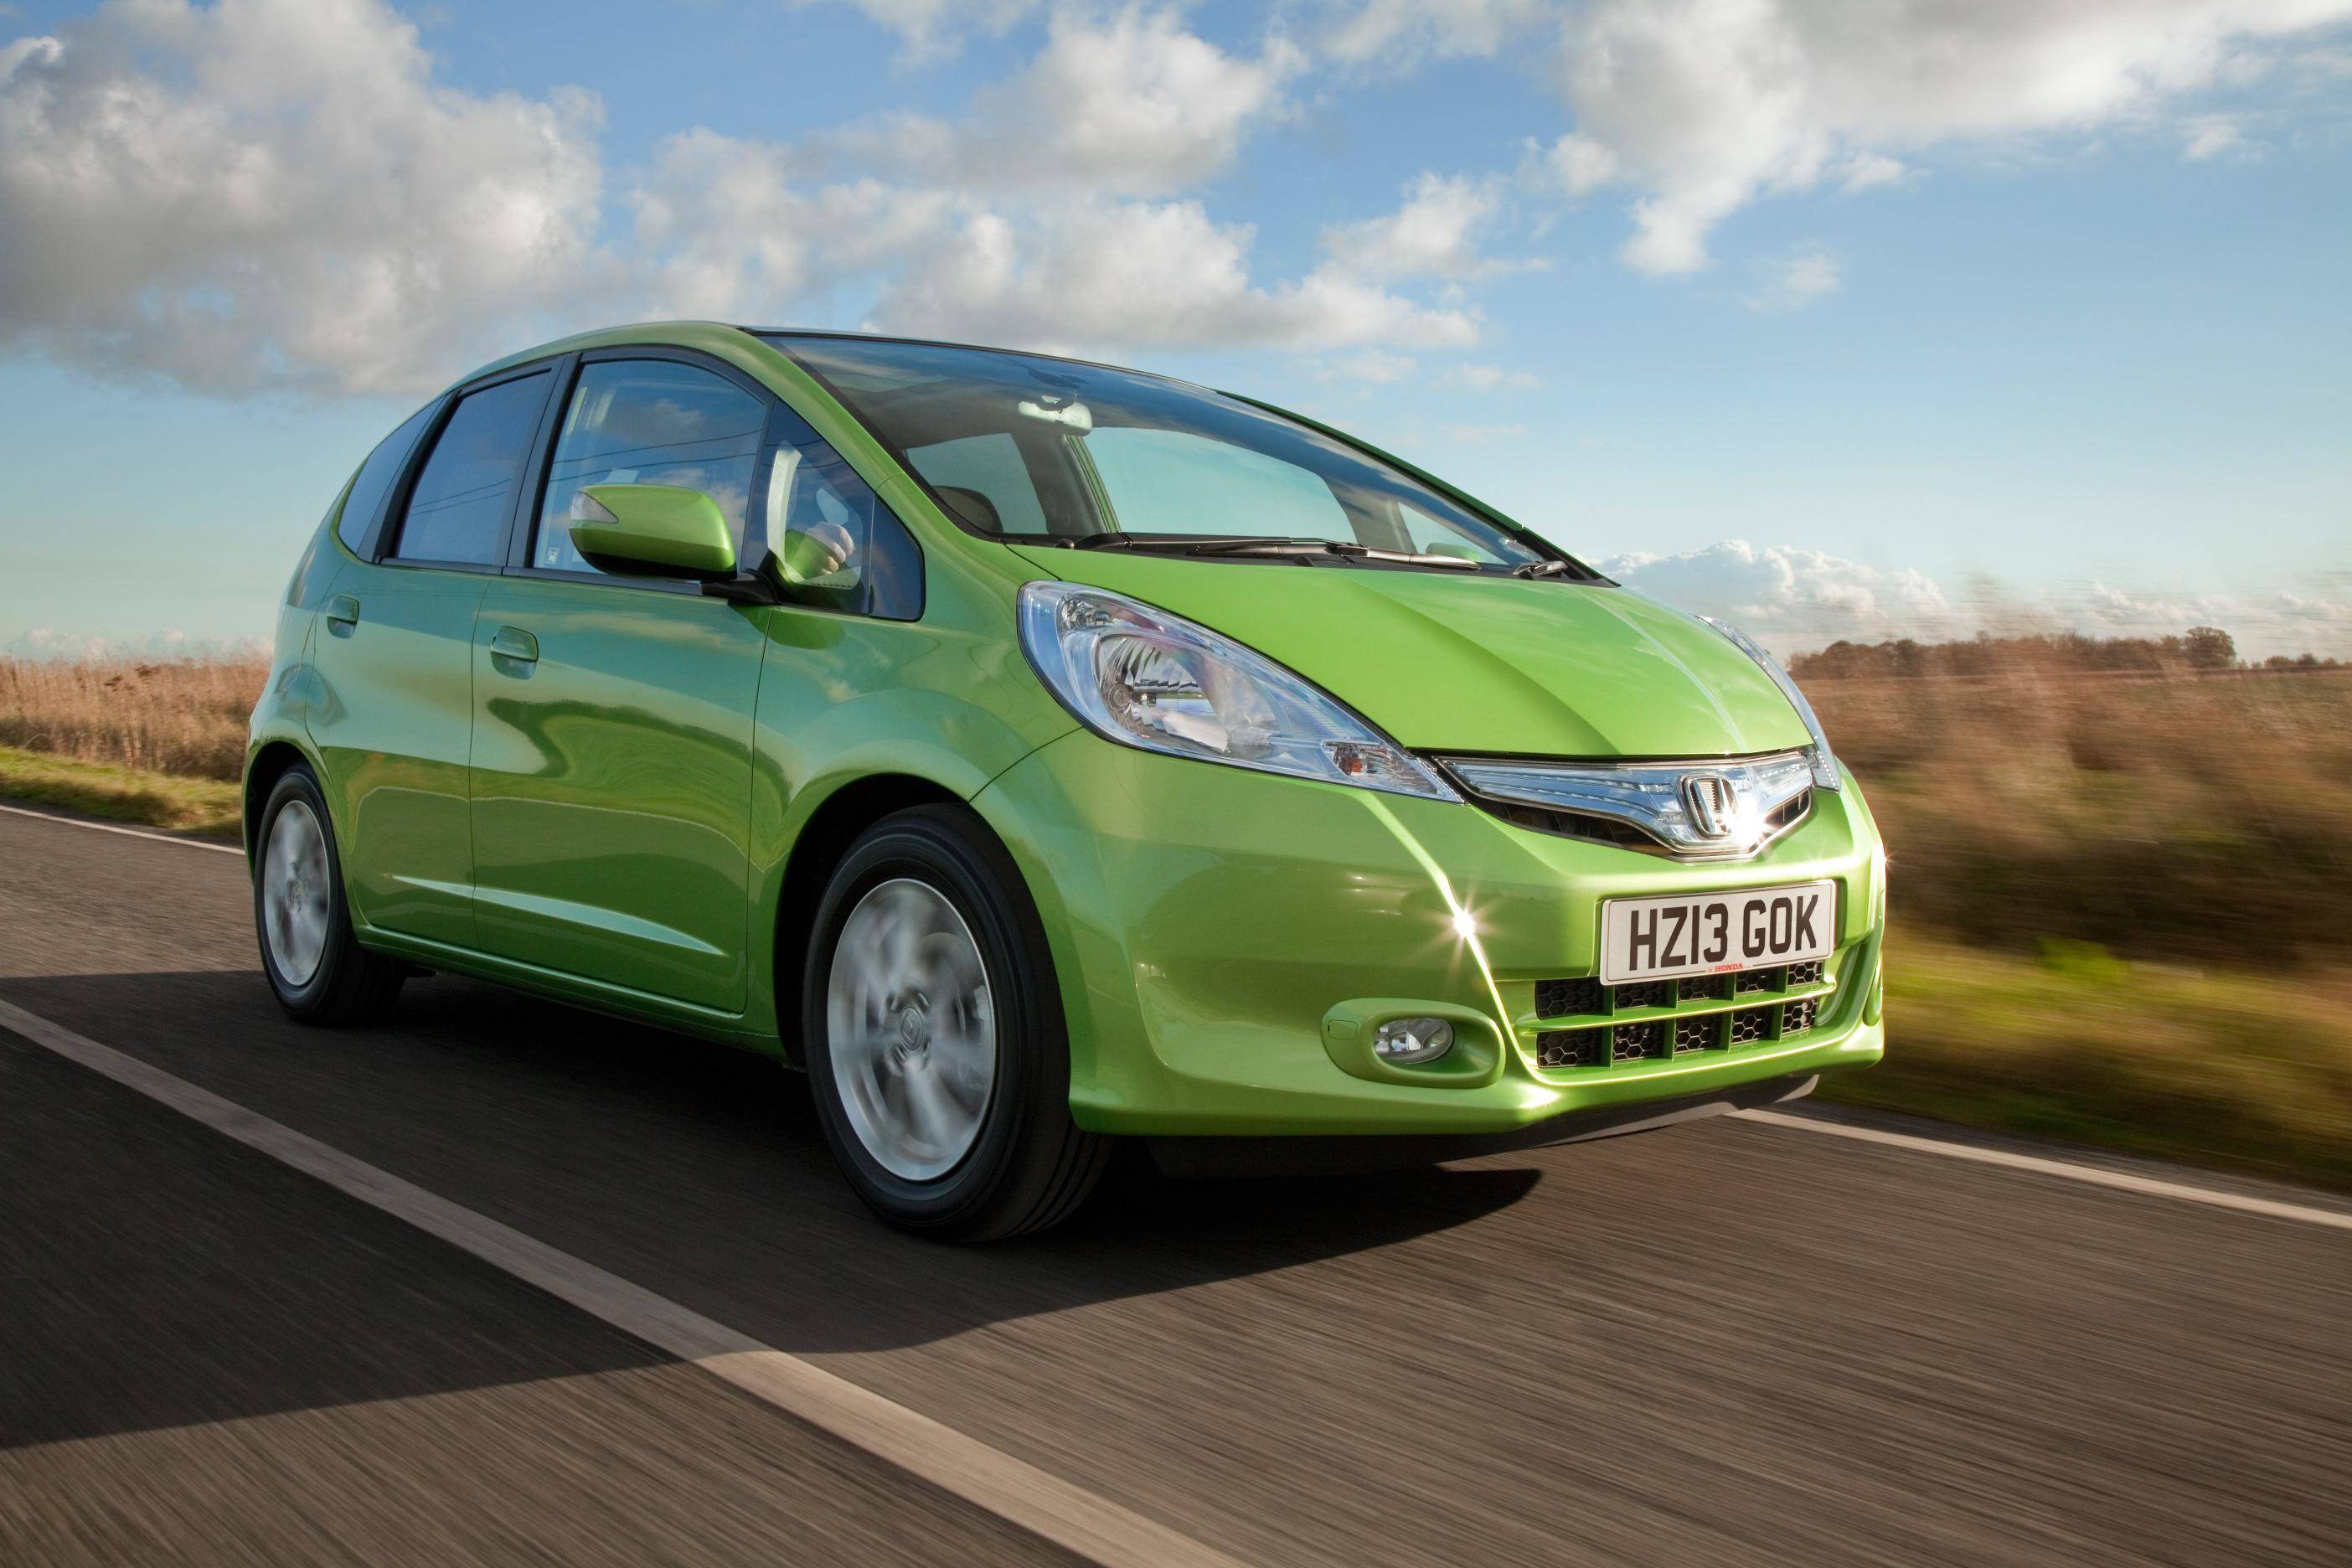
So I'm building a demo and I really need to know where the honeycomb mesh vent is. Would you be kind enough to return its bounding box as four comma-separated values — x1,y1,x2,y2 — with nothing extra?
1611,1021,1666,1062
1534,977,1607,1018
1673,1016,1720,1054
1729,1006,1772,1045
1534,1029,1606,1068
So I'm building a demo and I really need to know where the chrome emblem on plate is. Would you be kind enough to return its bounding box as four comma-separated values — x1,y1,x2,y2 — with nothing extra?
1679,771,1741,839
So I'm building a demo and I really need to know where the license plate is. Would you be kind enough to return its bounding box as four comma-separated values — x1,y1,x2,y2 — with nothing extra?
1600,881,1835,985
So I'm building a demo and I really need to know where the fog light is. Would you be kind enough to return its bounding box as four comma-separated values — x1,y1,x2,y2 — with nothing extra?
1371,1016,1454,1066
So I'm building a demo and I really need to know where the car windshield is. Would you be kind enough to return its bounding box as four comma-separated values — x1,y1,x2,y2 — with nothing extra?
763,334,1555,570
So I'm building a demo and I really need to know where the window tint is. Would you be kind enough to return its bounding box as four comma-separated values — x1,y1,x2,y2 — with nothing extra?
335,399,440,554
904,433,1048,535
1083,427,1354,540
391,373,549,566
766,423,923,621
533,360,766,575
766,333,1550,570
1396,502,1502,563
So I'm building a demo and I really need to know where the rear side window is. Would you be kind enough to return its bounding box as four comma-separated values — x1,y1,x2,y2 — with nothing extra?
532,359,767,575
335,400,439,554
390,372,550,566
766,417,923,622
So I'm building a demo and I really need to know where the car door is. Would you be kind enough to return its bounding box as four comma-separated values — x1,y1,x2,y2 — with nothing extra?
308,366,554,949
467,351,775,1014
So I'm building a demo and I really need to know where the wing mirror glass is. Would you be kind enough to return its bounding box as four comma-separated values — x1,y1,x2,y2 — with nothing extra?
568,484,737,580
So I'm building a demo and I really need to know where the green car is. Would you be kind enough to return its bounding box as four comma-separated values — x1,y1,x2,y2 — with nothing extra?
247,322,1885,1239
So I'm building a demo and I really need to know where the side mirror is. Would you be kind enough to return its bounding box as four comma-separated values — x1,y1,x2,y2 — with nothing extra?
568,484,736,580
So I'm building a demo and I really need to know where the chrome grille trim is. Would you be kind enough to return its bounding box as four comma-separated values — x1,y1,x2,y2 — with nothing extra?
1438,750,1816,862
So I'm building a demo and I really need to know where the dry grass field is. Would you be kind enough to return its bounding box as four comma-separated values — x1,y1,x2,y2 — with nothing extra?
3,651,2348,1184
0,654,266,781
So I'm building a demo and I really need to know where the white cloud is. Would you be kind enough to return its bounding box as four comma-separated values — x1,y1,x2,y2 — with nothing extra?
869,199,1481,353
0,2,1483,392
1316,349,1419,384
1744,244,1840,313
1546,0,2352,273
1321,172,1540,281
1603,540,2352,661
781,0,1041,64
847,8,1302,195
1321,0,1550,70
3,626,269,661
1442,362,1541,391
1606,539,1960,652
2181,112,2249,157
0,0,616,395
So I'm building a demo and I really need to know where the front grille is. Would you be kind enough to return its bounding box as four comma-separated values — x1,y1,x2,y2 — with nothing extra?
1524,957,1840,1071
1612,1021,1665,1062
1535,1029,1606,1068
1673,1015,1719,1054
1535,977,1607,1018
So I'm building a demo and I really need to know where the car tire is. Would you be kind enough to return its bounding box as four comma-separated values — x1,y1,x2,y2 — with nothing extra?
802,804,1108,1241
253,765,405,1025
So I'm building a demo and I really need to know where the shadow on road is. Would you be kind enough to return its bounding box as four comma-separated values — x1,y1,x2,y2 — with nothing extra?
2,967,1540,1447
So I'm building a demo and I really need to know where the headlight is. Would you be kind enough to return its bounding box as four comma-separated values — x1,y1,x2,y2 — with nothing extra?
1019,581,1458,802
1700,616,1842,792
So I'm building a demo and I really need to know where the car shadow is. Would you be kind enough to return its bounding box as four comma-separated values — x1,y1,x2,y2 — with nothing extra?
0,967,1541,1447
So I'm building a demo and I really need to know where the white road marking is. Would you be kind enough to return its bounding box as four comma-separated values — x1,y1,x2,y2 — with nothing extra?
0,801,244,855
1738,1108,2352,1232
0,994,1245,1568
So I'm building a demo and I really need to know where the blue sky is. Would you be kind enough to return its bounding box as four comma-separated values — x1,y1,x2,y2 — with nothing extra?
3,0,2347,657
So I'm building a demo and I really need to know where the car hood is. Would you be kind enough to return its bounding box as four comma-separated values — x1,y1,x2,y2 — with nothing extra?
1008,546,1812,758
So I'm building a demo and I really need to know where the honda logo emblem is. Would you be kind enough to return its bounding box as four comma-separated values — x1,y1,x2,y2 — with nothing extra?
1679,772,1741,839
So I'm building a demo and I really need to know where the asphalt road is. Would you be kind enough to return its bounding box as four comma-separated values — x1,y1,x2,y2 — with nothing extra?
2,807,2347,1567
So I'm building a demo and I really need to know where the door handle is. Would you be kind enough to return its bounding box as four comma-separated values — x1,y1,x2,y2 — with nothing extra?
324,594,359,627
489,625,539,665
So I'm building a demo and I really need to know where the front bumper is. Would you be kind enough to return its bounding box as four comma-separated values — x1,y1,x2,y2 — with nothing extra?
972,730,1885,1139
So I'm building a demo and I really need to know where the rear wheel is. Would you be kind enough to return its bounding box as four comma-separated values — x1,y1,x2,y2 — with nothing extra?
253,766,404,1024
803,805,1107,1240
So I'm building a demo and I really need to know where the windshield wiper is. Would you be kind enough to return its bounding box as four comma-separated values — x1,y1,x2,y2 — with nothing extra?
1183,539,1480,569
1512,559,1573,579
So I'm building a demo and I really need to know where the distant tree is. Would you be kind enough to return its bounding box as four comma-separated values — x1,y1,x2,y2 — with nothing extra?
2184,626,2236,671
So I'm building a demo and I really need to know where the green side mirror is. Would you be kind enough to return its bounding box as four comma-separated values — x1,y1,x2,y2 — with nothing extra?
569,483,736,580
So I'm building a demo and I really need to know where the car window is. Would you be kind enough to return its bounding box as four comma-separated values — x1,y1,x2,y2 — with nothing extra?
766,421,923,621
1395,501,1502,563
1082,427,1353,540
336,399,440,555
533,360,766,575
766,334,1549,570
391,373,549,566
904,433,1049,536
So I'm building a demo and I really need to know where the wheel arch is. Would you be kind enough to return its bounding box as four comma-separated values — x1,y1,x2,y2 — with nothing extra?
769,771,969,1066
242,739,318,866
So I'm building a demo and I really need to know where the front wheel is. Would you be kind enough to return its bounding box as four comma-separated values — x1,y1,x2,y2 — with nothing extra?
802,805,1107,1240
252,765,405,1024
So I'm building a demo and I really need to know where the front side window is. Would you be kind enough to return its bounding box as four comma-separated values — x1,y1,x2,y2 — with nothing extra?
337,399,440,554
765,413,923,621
767,334,1555,571
533,359,766,575
391,373,549,566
